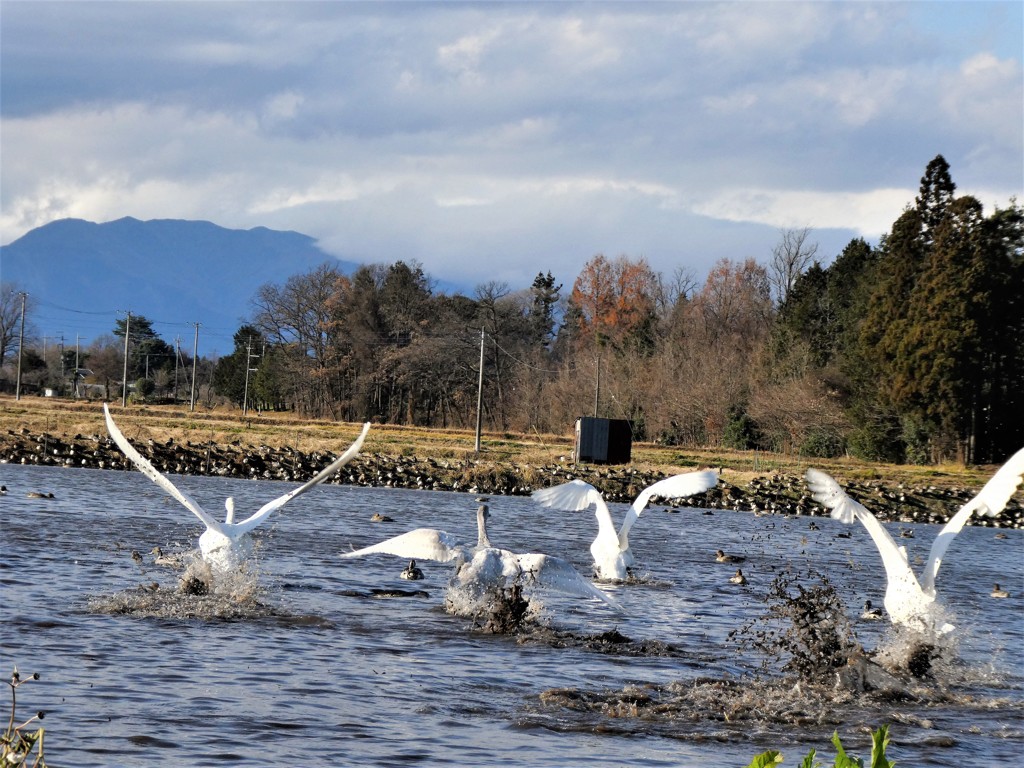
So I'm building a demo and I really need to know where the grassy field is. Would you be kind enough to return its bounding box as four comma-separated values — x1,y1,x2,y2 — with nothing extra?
0,394,999,492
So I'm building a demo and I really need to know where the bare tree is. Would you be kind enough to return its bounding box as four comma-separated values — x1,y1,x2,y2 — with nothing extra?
769,227,818,307
0,283,31,369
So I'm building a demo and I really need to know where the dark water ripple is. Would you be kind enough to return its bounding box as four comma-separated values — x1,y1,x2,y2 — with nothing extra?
1,462,1021,766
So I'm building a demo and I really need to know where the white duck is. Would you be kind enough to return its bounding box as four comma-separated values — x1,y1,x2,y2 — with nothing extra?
531,471,719,580
105,403,370,574
805,446,1024,636
340,502,618,612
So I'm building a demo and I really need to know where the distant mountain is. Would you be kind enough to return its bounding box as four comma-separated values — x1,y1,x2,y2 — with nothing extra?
1,217,359,355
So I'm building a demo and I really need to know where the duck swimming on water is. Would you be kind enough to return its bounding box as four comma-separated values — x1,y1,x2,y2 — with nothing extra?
991,584,1010,599
729,568,747,585
400,560,424,580
861,600,883,620
715,549,745,564
150,546,186,568
105,403,370,574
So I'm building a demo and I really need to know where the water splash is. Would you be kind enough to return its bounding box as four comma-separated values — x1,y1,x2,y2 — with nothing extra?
88,559,289,621
445,583,542,634
532,567,1020,737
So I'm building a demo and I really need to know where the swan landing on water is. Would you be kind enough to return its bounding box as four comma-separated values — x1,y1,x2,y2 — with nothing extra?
104,403,371,574
531,471,719,581
340,501,619,615
806,446,1024,637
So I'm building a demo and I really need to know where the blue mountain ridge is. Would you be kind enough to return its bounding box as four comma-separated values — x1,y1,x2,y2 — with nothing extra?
1,217,360,355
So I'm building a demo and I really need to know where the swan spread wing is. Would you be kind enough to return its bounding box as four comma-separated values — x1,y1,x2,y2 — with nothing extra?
531,480,603,511
805,468,871,524
514,553,619,609
963,446,1024,518
806,468,917,584
921,446,1024,592
531,480,619,566
234,422,370,533
341,528,465,563
103,403,223,535
619,470,719,543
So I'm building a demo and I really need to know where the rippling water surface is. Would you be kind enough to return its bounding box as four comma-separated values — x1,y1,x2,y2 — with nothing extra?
2,463,1021,766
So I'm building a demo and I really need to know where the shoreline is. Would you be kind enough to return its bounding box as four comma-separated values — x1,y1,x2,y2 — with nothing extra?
3,427,1021,529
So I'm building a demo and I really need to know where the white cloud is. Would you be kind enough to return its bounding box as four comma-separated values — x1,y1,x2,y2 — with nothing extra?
693,187,917,238
1,1,1021,291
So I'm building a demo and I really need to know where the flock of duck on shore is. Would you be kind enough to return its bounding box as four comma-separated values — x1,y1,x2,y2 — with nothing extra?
2,418,1022,530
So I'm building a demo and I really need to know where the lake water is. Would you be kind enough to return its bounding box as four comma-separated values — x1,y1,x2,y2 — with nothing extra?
2,463,1021,767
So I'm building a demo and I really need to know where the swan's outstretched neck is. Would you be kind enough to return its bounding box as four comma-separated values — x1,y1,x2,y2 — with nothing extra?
476,504,492,549
224,497,236,524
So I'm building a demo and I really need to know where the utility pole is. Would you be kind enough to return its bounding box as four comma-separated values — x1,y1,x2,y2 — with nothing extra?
242,338,259,416
75,334,80,398
593,353,601,417
189,323,200,412
173,336,180,404
59,334,65,395
474,327,485,452
15,292,26,401
121,311,131,406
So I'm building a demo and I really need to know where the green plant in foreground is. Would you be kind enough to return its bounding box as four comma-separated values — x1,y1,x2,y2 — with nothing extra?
746,725,894,768
2,667,47,767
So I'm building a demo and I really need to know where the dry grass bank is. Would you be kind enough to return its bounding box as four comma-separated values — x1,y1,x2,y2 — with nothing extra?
1,394,1000,493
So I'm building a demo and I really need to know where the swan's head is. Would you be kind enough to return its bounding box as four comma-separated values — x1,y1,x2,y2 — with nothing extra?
224,497,236,524
476,504,492,549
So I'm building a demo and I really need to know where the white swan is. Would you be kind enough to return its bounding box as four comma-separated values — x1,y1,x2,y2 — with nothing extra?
104,403,370,573
340,502,618,612
531,471,719,580
805,446,1024,636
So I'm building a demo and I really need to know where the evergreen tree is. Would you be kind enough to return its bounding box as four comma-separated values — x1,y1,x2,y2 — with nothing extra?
915,154,956,246
213,325,265,406
113,315,174,382
527,271,561,348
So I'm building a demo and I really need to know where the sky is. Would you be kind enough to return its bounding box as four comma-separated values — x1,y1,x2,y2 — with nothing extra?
2,0,1022,295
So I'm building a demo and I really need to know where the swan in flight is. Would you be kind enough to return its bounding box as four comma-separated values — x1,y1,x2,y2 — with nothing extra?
104,403,370,573
340,502,618,613
805,446,1024,636
531,471,719,580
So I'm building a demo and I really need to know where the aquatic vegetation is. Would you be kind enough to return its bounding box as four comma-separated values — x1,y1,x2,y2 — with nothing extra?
747,724,895,767
2,667,47,768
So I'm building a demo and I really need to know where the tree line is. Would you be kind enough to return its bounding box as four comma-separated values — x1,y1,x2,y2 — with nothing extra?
2,156,1020,464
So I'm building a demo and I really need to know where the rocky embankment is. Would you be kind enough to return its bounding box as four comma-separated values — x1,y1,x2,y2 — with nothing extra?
2,428,1021,528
